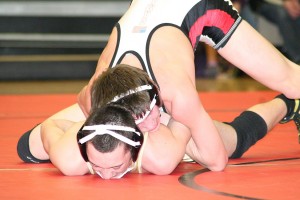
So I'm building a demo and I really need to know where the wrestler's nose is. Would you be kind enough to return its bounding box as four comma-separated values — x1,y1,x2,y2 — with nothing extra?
99,169,115,180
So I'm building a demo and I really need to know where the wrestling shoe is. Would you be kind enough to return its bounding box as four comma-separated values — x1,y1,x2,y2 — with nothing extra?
279,98,300,143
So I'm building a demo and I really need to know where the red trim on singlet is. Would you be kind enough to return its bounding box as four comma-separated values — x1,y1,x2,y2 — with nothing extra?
189,9,235,48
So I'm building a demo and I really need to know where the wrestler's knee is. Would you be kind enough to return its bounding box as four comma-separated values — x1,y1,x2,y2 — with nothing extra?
17,128,50,163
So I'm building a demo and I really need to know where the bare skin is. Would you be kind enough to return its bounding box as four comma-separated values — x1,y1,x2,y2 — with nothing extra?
36,105,190,177
87,143,133,179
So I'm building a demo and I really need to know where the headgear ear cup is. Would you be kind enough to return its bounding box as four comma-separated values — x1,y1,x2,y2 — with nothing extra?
131,128,144,162
150,83,162,107
77,125,89,162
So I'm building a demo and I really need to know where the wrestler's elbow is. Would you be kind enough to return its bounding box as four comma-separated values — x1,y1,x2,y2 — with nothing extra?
191,147,228,172
48,151,87,176
149,159,179,175
58,167,76,176
59,167,86,176
206,156,228,172
53,161,86,176
154,166,176,175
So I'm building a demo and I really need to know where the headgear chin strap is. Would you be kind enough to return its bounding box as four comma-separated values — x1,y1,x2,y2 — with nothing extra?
95,162,135,179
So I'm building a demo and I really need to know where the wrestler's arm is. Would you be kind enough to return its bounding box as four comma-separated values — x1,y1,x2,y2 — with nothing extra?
40,119,89,176
141,118,191,175
77,74,97,117
77,37,113,116
218,20,300,99
170,78,228,171
77,63,110,117
29,104,86,161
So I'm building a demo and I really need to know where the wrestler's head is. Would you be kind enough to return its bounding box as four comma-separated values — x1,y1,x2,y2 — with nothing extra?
77,104,144,179
91,64,163,132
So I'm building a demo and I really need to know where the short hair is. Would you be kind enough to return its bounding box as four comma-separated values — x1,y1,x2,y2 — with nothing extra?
91,64,161,118
77,104,144,162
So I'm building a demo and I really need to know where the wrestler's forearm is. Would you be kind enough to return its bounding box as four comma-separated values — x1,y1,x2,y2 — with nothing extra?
41,120,88,176
142,123,189,175
170,85,228,171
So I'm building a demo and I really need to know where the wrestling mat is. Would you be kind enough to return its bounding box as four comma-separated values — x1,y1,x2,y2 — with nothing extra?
0,91,299,200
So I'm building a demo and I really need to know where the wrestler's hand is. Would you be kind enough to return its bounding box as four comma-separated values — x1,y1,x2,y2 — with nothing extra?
77,85,91,117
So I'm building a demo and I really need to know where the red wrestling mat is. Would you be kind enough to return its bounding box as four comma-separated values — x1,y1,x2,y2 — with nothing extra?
1,91,299,200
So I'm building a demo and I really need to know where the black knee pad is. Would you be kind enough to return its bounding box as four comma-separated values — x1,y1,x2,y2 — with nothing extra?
227,111,267,159
17,128,50,163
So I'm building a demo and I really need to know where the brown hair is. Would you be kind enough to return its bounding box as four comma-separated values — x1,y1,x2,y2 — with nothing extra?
79,104,144,162
91,64,160,117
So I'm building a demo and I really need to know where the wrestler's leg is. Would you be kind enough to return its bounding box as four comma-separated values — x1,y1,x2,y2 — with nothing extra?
17,104,85,161
186,97,287,162
216,97,287,158
219,20,300,99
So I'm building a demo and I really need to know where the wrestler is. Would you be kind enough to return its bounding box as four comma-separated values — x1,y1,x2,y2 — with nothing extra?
78,0,300,170
17,0,300,179
17,65,300,179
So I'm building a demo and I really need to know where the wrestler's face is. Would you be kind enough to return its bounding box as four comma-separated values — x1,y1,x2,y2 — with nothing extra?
136,105,161,133
87,143,133,179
